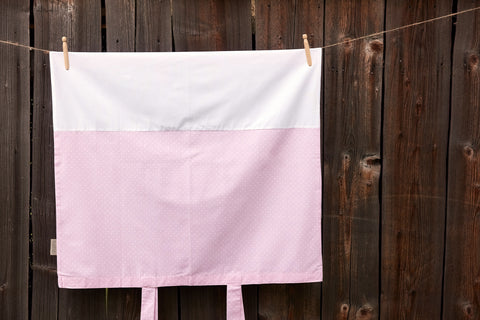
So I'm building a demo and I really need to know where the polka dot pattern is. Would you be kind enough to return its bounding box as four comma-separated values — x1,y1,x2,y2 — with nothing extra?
54,128,322,288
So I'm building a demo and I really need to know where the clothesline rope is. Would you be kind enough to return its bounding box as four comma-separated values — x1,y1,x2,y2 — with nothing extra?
1,5,479,54
0,39,50,53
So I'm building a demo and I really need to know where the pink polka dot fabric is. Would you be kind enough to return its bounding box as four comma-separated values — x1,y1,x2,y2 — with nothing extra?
50,48,323,320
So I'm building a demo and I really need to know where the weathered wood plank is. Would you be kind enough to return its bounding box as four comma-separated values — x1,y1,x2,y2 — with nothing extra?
254,1,323,319
321,1,384,319
224,0,252,50
136,0,172,52
172,0,252,318
104,1,179,318
255,0,323,50
59,288,143,320
172,0,252,51
32,1,101,319
255,0,296,50
105,0,135,51
381,1,452,318
258,283,321,320
106,288,141,319
180,286,226,320
58,289,106,319
443,1,480,319
157,287,179,320
242,285,258,320
0,0,30,319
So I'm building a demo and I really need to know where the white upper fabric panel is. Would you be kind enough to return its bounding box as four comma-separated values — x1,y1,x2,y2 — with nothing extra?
50,48,321,131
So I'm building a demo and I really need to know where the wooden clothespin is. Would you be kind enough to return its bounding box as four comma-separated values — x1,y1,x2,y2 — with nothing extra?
302,34,312,67
62,36,69,70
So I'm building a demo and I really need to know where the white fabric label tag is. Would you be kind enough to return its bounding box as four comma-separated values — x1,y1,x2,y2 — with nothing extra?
50,239,57,256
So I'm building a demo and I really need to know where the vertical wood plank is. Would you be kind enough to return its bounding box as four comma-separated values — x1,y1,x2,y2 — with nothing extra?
32,1,101,319
172,0,252,51
104,1,179,318
58,289,106,319
224,0,252,50
255,0,296,50
443,1,480,319
171,1,252,318
255,0,323,50
255,1,323,319
136,0,172,52
321,0,384,319
258,283,321,320
106,288,141,320
381,1,452,319
157,287,179,320
243,285,258,320
0,0,30,319
105,0,135,51
180,286,226,320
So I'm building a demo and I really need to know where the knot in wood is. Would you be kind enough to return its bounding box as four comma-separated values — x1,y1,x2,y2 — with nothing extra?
356,304,374,320
368,39,383,53
362,155,381,167
467,52,479,70
463,145,475,159
462,302,474,316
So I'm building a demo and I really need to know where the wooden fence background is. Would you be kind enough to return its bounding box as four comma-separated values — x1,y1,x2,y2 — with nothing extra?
1,0,479,319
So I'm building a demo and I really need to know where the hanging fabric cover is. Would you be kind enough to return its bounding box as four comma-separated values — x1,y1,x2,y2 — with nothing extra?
50,48,323,319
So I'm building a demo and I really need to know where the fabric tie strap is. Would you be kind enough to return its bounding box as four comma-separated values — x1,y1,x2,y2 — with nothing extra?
227,285,245,320
141,287,158,320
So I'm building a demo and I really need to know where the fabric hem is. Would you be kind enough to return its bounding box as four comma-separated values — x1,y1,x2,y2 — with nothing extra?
58,270,323,288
